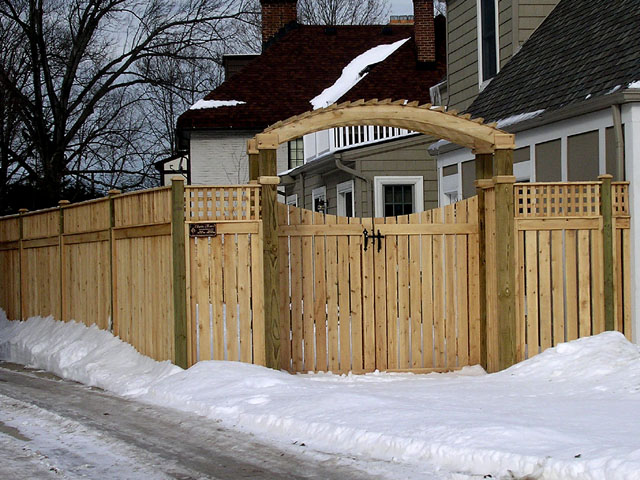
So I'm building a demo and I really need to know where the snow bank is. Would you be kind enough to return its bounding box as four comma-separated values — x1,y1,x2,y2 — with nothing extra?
310,38,409,110
0,311,180,396
190,99,245,110
2,310,640,480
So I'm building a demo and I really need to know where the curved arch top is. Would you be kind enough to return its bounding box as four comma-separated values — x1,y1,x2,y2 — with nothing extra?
255,99,515,153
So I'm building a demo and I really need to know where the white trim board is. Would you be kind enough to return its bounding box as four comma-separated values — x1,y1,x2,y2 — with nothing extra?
336,180,355,217
373,176,424,217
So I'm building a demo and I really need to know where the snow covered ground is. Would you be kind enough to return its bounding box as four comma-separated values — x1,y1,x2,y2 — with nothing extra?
1,310,640,480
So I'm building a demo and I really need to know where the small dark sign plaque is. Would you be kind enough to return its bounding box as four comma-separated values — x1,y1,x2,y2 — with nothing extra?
189,223,217,237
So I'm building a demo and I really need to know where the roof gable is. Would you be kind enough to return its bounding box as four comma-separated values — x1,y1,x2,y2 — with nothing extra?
177,18,446,132
467,0,640,123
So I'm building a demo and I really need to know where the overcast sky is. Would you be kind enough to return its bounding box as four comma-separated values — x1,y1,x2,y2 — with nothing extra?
389,0,414,15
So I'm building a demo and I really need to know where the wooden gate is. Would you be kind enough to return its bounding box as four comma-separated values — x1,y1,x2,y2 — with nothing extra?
185,185,265,366
277,197,481,374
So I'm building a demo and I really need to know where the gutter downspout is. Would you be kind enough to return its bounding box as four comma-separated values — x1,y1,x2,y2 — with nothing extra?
611,104,625,180
334,156,374,218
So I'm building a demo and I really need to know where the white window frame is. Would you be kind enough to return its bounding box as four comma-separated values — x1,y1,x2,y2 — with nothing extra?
477,0,500,89
312,186,327,213
336,180,355,217
373,176,424,218
285,194,298,207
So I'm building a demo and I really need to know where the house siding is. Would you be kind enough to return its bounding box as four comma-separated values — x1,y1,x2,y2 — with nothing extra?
447,0,559,112
447,0,479,112
358,150,439,217
498,0,513,68
518,1,559,45
189,131,288,185
283,137,438,217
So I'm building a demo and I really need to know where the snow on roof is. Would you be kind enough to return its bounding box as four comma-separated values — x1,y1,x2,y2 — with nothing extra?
495,109,545,128
190,99,246,110
606,85,622,95
310,37,410,110
428,138,450,151
629,80,640,88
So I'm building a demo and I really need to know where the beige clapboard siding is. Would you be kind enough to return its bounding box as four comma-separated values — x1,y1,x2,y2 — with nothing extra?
518,1,559,44
498,0,513,67
277,197,481,374
447,0,480,111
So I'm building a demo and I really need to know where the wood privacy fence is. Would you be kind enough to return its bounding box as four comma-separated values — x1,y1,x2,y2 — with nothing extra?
511,181,632,361
0,178,632,372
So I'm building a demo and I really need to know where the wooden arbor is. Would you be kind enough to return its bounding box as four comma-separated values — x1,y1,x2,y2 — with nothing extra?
248,99,516,372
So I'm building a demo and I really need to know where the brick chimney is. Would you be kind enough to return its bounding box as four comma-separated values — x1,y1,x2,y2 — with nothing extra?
261,0,298,45
413,0,435,63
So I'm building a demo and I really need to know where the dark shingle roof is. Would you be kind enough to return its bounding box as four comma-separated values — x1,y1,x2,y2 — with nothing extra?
467,0,640,123
177,18,446,133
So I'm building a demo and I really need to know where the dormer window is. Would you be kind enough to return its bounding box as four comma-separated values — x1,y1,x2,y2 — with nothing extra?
478,0,499,84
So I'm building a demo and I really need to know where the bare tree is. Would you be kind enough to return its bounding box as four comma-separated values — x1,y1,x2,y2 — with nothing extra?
0,0,258,211
297,0,390,25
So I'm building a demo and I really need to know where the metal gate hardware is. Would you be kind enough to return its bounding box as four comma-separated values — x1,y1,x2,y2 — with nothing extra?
362,228,384,253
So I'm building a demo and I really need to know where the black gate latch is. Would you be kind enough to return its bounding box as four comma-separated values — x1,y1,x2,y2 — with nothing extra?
363,229,384,253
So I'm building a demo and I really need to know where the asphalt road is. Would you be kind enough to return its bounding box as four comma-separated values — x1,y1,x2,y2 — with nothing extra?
0,362,384,480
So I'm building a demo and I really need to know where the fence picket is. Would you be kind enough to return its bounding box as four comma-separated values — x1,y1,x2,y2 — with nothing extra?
384,216,398,369
313,211,328,372
551,230,565,345
538,231,552,351
396,215,410,369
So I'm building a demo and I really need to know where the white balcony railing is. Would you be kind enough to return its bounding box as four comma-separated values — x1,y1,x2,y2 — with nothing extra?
304,126,412,163
333,125,410,150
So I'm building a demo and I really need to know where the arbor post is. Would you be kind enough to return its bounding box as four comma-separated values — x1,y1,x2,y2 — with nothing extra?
247,138,260,182
493,134,517,371
475,151,493,370
256,133,281,369
171,177,188,369
599,174,615,331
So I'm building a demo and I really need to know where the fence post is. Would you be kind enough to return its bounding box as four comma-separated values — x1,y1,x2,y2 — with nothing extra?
475,151,493,370
247,138,259,182
493,134,517,371
58,200,70,321
256,133,281,370
18,208,28,320
108,189,121,334
599,174,615,331
171,177,188,369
